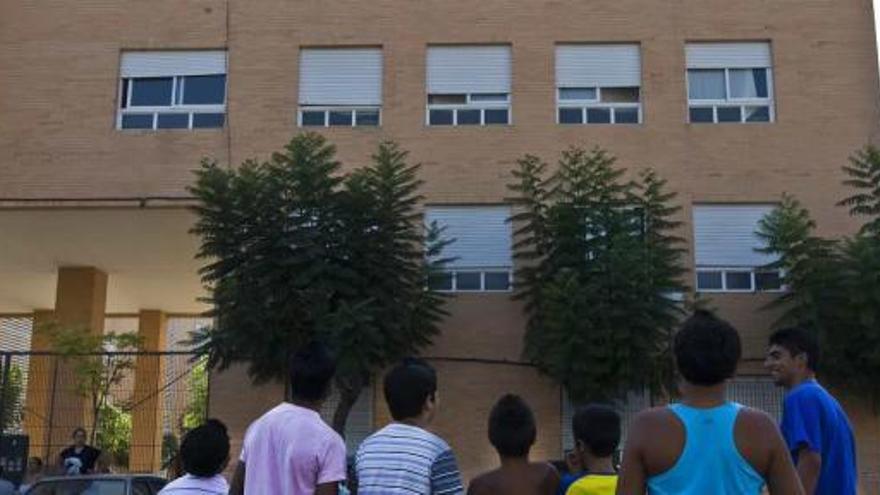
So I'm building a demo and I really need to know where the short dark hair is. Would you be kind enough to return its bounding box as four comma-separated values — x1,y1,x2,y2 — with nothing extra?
72,427,87,438
488,394,536,458
674,310,741,386
289,341,336,402
383,358,437,421
180,419,230,477
572,404,621,458
769,326,820,371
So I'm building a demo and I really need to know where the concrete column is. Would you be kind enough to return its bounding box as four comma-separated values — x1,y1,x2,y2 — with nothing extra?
129,310,166,472
47,266,107,460
23,309,56,461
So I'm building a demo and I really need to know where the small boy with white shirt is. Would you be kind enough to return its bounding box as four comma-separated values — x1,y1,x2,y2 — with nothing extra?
159,419,230,495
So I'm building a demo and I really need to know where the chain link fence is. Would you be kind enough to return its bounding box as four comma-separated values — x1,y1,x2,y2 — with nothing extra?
0,316,209,478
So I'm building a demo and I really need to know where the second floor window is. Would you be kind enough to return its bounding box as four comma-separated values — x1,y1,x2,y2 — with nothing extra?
686,42,774,124
426,45,512,126
298,47,383,127
118,51,227,130
693,204,782,292
425,205,513,292
556,44,642,125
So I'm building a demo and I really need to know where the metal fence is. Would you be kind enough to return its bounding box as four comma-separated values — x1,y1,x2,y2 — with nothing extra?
0,350,207,475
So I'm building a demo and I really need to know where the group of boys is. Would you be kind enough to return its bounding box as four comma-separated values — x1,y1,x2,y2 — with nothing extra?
165,310,857,495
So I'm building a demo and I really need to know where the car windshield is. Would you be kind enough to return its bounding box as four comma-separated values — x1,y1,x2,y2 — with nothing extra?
29,479,126,495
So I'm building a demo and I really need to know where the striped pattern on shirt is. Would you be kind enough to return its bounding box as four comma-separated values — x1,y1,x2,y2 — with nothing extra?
355,423,464,495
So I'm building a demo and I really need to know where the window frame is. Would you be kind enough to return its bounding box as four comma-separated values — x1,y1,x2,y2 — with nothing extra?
556,86,642,125
297,106,382,127
695,267,785,293
430,267,514,293
117,74,226,131
686,67,775,124
425,92,512,126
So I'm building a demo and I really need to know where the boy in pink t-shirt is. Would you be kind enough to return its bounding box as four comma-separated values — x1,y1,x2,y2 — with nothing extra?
230,342,347,495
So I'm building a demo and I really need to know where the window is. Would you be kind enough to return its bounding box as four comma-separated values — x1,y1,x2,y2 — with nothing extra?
298,47,383,127
726,377,784,421
556,44,642,124
686,42,774,124
426,46,512,126
425,206,513,292
693,205,782,292
118,51,227,130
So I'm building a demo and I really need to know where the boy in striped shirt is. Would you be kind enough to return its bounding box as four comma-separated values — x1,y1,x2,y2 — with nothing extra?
354,358,464,495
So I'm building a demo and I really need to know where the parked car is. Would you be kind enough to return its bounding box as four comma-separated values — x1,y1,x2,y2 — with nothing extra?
25,474,166,495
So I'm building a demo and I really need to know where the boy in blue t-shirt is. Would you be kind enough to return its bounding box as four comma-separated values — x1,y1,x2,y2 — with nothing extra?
765,326,858,495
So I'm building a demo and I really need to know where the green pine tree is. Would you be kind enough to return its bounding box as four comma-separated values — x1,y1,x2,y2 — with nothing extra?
509,147,687,404
189,134,449,435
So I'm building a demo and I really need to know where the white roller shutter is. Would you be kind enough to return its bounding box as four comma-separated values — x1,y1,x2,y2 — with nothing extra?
693,205,777,267
686,42,772,69
299,48,383,106
427,46,511,94
425,206,512,268
556,44,641,88
121,51,227,78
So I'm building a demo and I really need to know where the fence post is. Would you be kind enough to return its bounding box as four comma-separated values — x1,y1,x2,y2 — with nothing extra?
0,352,10,438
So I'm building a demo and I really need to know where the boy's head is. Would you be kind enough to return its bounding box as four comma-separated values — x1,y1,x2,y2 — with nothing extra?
289,341,336,402
488,394,536,458
572,404,621,461
674,310,741,386
180,419,230,478
384,358,437,422
766,326,819,388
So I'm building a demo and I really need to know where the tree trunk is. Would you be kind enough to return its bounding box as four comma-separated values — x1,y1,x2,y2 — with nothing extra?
332,375,364,438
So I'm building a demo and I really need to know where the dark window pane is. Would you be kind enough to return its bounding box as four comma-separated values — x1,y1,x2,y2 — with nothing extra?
484,272,511,291
587,108,612,124
725,271,753,290
614,107,639,124
745,106,771,122
470,93,508,102
696,271,723,290
717,106,743,123
753,69,769,98
602,87,640,103
301,111,326,126
329,111,353,126
120,79,129,109
456,272,481,291
157,113,189,129
484,109,509,125
121,113,154,129
428,273,453,291
756,271,782,291
559,107,583,124
457,109,481,125
182,74,226,105
355,110,380,126
689,107,714,123
132,481,151,495
192,113,225,128
130,77,173,106
429,109,454,125
428,94,467,104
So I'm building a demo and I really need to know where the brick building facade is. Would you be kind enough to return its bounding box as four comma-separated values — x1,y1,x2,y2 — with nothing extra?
1,0,879,490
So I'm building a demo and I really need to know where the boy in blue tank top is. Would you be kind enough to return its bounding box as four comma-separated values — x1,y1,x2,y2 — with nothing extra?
765,327,858,495
617,311,803,495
